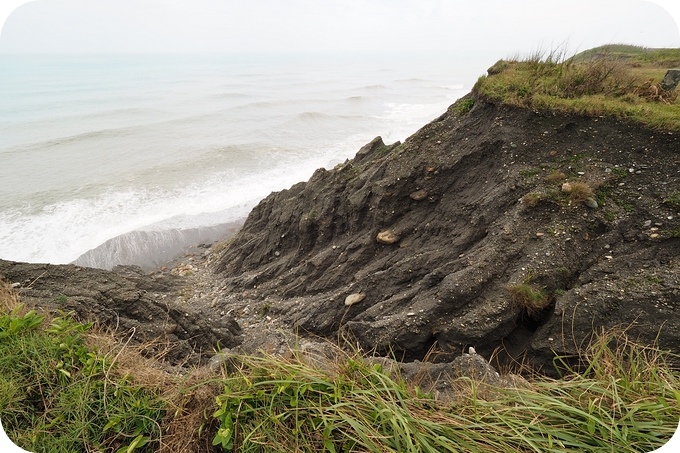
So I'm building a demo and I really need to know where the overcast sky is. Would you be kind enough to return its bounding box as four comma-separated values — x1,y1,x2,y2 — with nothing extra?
0,1,678,56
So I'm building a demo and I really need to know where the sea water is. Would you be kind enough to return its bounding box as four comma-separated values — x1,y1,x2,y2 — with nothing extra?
0,52,480,269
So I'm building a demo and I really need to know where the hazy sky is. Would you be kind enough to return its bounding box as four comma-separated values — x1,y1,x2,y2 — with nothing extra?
0,0,678,56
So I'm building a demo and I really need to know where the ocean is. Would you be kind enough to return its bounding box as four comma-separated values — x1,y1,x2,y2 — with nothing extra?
0,52,480,270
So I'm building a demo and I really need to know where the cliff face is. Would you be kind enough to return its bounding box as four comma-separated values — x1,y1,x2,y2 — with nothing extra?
2,92,678,374
214,93,680,372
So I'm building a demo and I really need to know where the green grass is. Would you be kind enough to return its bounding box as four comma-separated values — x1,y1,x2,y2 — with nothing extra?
474,45,680,131
571,45,680,67
2,278,679,453
0,305,165,452
506,283,550,316
211,332,680,452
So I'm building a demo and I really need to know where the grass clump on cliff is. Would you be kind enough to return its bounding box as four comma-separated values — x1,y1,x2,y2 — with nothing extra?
506,283,550,316
474,44,680,131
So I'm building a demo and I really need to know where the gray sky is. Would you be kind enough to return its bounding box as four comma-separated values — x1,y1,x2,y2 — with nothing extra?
0,0,679,56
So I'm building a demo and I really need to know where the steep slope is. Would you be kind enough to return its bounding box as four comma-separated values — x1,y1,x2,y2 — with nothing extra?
213,93,680,372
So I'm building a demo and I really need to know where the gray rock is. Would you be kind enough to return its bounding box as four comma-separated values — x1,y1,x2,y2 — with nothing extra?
584,197,598,208
0,259,241,366
661,69,680,91
213,97,680,375
452,353,503,386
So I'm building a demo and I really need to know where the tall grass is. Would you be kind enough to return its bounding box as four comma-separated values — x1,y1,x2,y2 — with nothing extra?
2,279,679,452
212,333,680,452
0,296,166,451
474,45,680,131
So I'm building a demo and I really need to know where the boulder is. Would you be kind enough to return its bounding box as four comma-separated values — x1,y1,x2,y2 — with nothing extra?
661,69,680,91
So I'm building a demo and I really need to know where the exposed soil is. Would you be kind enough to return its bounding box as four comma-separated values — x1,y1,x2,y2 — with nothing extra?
209,93,680,373
2,92,680,376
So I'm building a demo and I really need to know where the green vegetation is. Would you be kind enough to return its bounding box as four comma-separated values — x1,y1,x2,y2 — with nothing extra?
2,279,679,452
571,44,680,67
210,331,680,453
474,45,680,131
0,302,164,452
664,192,680,208
522,191,543,207
450,97,475,116
506,283,550,316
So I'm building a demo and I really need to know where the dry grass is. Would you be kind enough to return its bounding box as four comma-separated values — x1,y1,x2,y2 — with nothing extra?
545,170,566,183
564,181,595,202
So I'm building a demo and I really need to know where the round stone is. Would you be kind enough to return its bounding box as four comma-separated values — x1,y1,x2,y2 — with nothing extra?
344,293,366,306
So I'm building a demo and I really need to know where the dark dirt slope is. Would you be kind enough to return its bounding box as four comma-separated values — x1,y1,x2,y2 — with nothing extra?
214,93,680,372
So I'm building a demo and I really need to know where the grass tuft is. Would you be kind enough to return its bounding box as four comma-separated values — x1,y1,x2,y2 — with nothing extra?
209,332,680,452
506,283,550,316
564,181,595,202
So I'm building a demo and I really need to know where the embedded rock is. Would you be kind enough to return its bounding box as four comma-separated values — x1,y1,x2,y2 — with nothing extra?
376,230,400,245
661,69,680,91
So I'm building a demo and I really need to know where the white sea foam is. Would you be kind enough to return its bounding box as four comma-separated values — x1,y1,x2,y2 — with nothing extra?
0,53,476,268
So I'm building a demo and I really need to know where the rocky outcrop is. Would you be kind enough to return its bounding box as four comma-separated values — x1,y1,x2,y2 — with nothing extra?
213,93,680,374
3,92,678,376
0,260,241,365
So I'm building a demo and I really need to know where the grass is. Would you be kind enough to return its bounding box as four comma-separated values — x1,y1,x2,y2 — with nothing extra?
0,280,220,453
544,170,566,184
506,283,550,316
210,329,680,452
474,44,680,131
0,286,165,452
2,279,679,452
563,181,595,203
